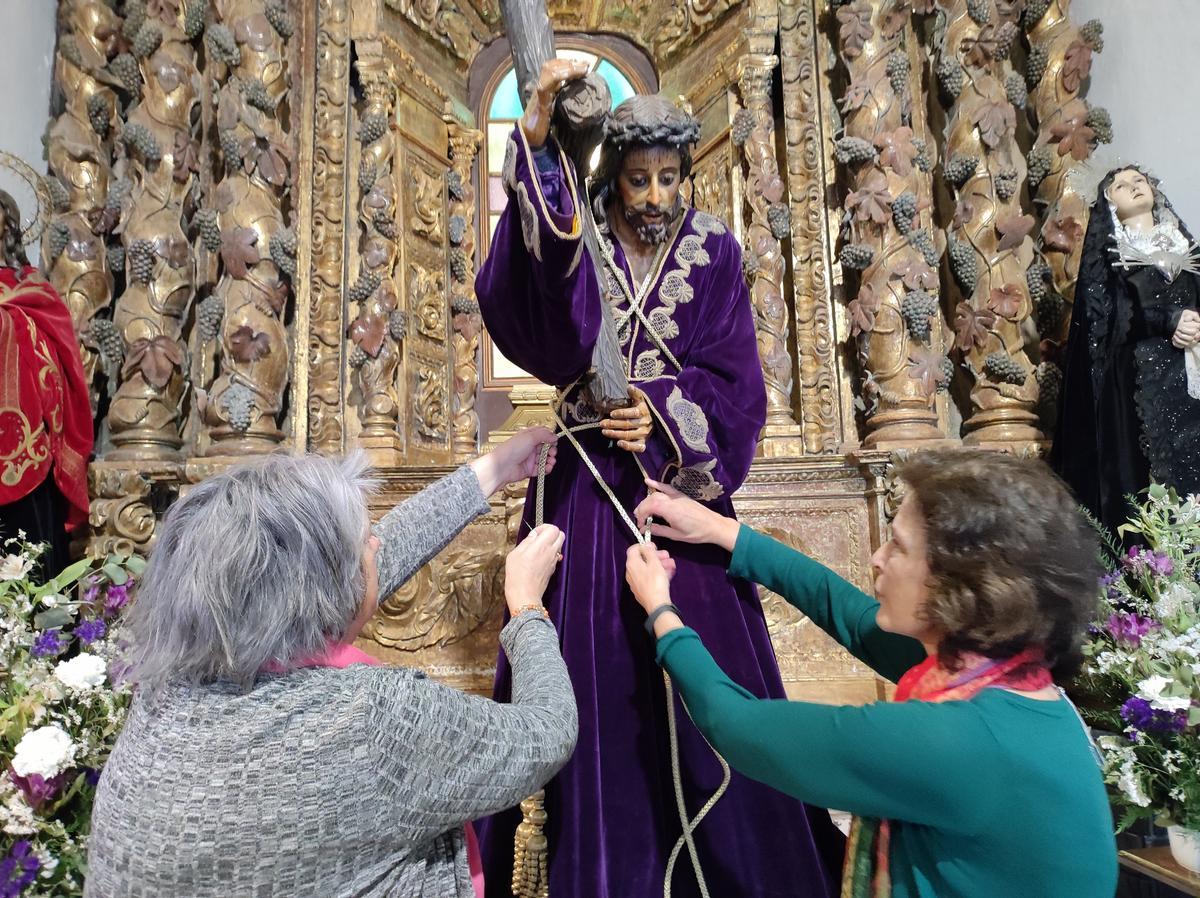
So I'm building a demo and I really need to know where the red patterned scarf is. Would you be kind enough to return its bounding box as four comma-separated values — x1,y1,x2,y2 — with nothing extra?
0,266,92,530
841,647,1052,898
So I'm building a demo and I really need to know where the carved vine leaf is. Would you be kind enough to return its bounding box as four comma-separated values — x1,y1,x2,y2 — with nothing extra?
987,283,1024,319
893,257,939,291
840,75,872,113
964,25,999,67
365,180,393,211
172,131,200,184
88,205,121,237
837,1,875,58
953,198,976,229
849,282,880,337
846,171,894,224
363,241,390,270
875,127,918,176
881,5,911,38
1044,215,1084,253
1049,101,1096,161
908,348,945,397
1061,40,1093,93
996,212,1035,252
65,233,98,263
260,279,289,316
453,311,481,342
213,181,237,214
220,227,260,278
349,313,387,358
122,336,183,388
954,302,997,351
147,0,181,25
234,14,274,53
155,60,185,94
217,92,240,133
242,135,289,187
154,235,190,269
973,101,1016,150
229,326,272,363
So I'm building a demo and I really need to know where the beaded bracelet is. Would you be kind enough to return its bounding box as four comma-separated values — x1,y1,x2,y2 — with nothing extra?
511,604,551,620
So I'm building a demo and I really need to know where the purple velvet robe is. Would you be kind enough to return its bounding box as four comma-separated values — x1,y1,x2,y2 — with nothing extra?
475,126,842,897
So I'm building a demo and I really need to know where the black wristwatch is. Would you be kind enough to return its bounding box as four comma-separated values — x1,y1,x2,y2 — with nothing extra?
644,603,682,637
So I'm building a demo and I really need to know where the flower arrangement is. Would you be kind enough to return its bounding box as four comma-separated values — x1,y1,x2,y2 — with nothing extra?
1074,485,1200,832
0,535,140,897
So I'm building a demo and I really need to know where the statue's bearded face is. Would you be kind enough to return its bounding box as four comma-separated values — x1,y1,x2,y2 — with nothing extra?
616,146,684,245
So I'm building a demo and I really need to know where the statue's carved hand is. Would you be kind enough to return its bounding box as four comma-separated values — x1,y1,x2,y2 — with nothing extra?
1173,309,1200,349
519,59,591,149
601,387,653,454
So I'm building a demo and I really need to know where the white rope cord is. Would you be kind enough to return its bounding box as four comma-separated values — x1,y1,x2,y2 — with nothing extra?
529,392,728,896
663,671,731,898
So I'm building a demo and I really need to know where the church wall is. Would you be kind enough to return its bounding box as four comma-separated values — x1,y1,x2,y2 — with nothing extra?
0,0,56,265
1073,0,1200,227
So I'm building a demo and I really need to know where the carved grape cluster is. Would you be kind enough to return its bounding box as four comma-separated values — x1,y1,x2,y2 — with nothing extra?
348,345,368,368
132,24,162,60
205,24,242,67
1035,361,1063,419
984,351,1027,385
767,204,791,240
1036,291,1064,338
1026,146,1053,189
967,0,992,26
449,247,469,283
359,159,377,193
195,209,221,253
348,271,381,302
446,171,465,202
122,0,147,41
908,229,940,267
944,153,979,188
948,236,978,294
128,239,156,284
1005,72,1027,109
912,137,933,173
196,294,224,343
892,191,917,235
60,36,83,69
183,0,206,40
388,309,408,341
731,108,755,147
448,215,467,246
359,113,388,146
87,94,110,138
47,222,70,261
373,211,397,240
89,318,124,369
1024,0,1051,28
886,50,911,97
994,167,1019,202
1080,19,1104,52
270,230,297,278
937,57,965,98
939,356,955,392
109,53,141,94
1087,107,1114,144
46,177,70,212
1025,46,1049,88
901,290,939,342
994,22,1020,60
241,79,275,114
839,243,875,271
265,0,294,39
218,129,242,169
122,122,162,164
221,383,256,433
107,244,125,274
834,136,877,166
451,293,480,316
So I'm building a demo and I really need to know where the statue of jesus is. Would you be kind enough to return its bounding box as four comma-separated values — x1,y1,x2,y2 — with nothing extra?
475,59,842,897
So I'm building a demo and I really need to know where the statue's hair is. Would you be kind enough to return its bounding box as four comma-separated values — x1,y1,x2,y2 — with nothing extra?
0,190,30,268
123,452,378,691
590,95,701,210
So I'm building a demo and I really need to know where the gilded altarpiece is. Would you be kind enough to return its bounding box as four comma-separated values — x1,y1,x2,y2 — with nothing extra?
62,0,1107,706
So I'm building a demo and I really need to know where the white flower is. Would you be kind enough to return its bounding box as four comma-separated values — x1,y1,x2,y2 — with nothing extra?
0,553,33,581
1151,695,1193,712
1156,582,1195,618
1137,674,1172,701
1118,759,1152,807
0,789,37,836
11,725,75,779
53,653,107,691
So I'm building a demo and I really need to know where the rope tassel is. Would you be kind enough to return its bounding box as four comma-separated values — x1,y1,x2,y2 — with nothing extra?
512,790,550,898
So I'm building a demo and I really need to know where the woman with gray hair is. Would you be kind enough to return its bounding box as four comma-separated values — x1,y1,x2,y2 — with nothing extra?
84,428,578,898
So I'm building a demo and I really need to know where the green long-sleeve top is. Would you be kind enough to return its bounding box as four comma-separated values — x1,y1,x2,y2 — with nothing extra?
657,526,1118,898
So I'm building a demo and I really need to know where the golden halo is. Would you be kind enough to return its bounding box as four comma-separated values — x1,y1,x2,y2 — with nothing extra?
0,150,53,246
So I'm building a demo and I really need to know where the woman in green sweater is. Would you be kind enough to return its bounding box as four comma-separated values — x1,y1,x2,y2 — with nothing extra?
625,449,1117,898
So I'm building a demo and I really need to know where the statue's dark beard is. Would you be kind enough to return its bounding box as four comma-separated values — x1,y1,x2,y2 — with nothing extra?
623,198,683,246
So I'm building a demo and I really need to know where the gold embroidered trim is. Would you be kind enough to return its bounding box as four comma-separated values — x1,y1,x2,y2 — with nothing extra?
670,459,724,501
667,385,711,453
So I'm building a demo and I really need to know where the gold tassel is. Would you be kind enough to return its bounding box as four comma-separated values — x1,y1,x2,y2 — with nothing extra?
511,790,550,898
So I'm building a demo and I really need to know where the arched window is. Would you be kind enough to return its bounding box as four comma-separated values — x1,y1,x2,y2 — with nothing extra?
478,43,651,386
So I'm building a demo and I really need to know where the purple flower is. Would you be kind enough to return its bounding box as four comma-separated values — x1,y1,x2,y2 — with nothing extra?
31,628,67,658
1123,546,1175,578
103,582,132,616
0,839,40,898
1106,612,1160,646
84,768,102,787
74,617,107,644
8,771,67,811
1121,696,1189,734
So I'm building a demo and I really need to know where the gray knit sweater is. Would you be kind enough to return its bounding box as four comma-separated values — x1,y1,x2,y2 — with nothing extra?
85,466,577,898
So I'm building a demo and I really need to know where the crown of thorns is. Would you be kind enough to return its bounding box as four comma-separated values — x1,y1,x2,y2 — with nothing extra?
602,95,701,151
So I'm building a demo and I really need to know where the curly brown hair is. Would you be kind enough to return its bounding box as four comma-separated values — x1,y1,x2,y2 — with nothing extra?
897,449,1102,680
0,189,30,269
